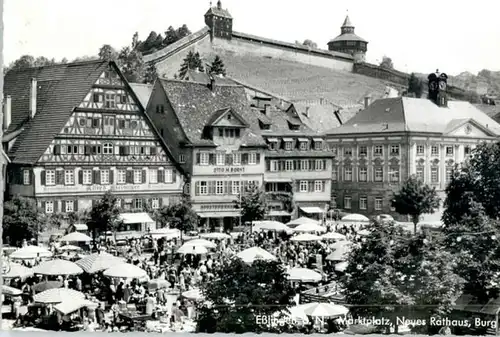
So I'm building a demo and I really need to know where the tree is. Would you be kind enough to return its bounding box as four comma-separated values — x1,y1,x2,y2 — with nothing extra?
73,55,99,62
98,44,118,61
162,24,191,47
33,56,56,67
3,196,41,246
143,63,158,84
302,39,318,49
209,55,226,76
408,73,423,98
117,47,146,83
235,184,267,225
392,176,440,233
132,32,140,50
88,191,122,244
9,55,35,70
442,200,500,302
196,259,296,333
380,56,394,69
178,51,205,79
142,31,159,52
154,196,198,233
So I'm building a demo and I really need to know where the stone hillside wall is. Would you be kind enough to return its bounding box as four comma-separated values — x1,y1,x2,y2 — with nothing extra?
353,62,410,86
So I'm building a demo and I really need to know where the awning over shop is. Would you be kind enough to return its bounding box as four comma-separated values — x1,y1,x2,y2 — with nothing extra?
300,207,325,214
268,210,291,217
198,211,241,218
119,212,154,224
265,178,292,183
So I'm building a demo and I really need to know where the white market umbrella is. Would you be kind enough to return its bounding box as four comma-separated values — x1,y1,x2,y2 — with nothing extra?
183,239,217,249
150,228,181,240
300,302,349,318
11,245,52,260
104,263,147,279
321,232,346,241
59,232,92,242
177,244,208,255
255,220,291,232
182,288,204,301
326,242,352,261
76,252,124,273
293,223,327,233
287,217,319,227
335,261,348,272
2,285,23,296
2,262,33,279
59,245,82,252
287,267,322,283
290,233,322,242
341,213,369,222
54,299,95,315
236,247,277,263
358,229,370,236
33,259,83,276
34,288,85,304
200,232,231,240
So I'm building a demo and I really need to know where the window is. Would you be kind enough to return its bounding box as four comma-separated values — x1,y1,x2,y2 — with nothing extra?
268,142,277,151
164,169,173,183
416,166,424,180
103,143,113,154
344,167,353,181
249,152,257,165
359,167,367,182
270,160,278,172
390,167,400,182
359,197,367,210
314,141,323,150
431,145,439,156
300,142,308,151
332,167,338,181
81,170,91,185
314,180,323,192
216,152,225,166
151,198,160,209
285,142,292,151
134,198,142,209
232,181,240,195
65,200,74,213
446,168,453,183
219,129,223,137
177,154,186,163
46,170,56,185
315,159,324,171
216,181,224,195
199,181,208,195
344,147,352,156
390,145,400,156
233,153,241,165
446,146,454,156
344,196,352,209
285,160,294,171
105,93,116,108
133,170,142,184
117,169,126,184
374,167,383,182
100,169,110,184
375,197,383,211
45,201,54,214
148,169,157,184
359,146,367,156
299,180,308,192
464,146,471,155
331,147,338,156
431,167,439,183
156,105,164,114
301,160,309,171
416,145,425,155
374,145,383,156
64,170,75,185
200,152,209,165
23,170,30,185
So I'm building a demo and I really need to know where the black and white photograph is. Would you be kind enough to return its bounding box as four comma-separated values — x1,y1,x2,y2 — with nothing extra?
1,0,499,334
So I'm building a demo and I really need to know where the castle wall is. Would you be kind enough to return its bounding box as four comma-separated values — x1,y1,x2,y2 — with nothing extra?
353,62,410,86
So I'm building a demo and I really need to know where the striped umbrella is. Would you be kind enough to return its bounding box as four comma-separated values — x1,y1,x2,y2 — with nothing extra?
34,288,85,304
33,259,83,276
75,252,123,273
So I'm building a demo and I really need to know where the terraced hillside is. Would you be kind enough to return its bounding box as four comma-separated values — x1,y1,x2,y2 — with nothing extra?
205,51,396,108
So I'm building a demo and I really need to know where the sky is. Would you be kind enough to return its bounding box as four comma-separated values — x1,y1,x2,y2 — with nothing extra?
4,0,499,76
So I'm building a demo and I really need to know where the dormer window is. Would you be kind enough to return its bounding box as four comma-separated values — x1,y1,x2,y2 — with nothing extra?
300,142,308,151
283,138,293,151
268,138,278,151
313,139,323,150
218,128,240,138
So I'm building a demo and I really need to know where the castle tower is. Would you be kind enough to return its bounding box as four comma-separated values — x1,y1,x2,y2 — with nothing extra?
205,0,233,41
327,15,368,62
428,70,449,107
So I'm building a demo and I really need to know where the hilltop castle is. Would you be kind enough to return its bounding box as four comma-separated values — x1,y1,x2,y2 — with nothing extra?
144,1,368,77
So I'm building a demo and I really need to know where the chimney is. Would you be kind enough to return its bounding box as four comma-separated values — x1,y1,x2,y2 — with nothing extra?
264,104,271,115
29,78,37,119
4,96,11,131
364,95,371,109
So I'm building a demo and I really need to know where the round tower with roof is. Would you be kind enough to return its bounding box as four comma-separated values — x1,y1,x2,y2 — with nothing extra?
327,15,368,62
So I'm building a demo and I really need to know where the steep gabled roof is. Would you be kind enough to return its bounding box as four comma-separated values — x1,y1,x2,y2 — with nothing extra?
206,107,249,127
158,79,266,147
4,60,109,164
129,83,153,109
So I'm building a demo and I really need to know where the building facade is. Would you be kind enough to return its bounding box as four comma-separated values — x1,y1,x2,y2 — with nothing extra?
326,72,500,218
3,60,185,215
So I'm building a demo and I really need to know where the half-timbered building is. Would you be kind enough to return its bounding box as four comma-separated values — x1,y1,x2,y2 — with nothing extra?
3,60,185,214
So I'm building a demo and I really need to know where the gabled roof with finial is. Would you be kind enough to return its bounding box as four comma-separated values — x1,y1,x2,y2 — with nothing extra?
205,0,232,19
342,15,353,27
